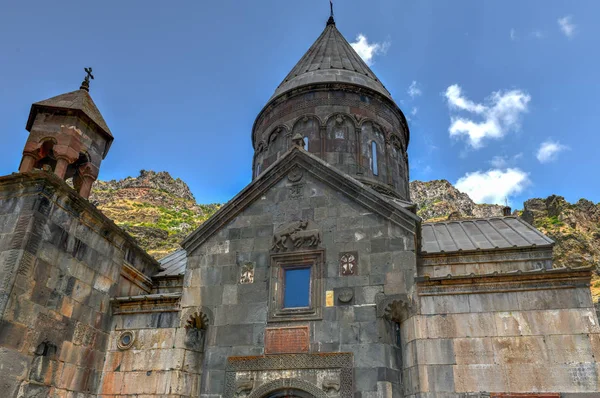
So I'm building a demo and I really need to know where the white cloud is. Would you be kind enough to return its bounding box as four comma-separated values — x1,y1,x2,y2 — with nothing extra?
558,15,576,38
408,81,422,98
444,84,531,149
510,28,517,41
489,153,523,168
411,107,418,116
490,156,507,168
455,168,530,205
530,30,545,39
536,140,568,163
350,34,390,66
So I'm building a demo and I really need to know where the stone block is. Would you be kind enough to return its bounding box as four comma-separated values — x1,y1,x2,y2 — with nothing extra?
0,320,28,350
425,365,454,392
421,294,470,315
453,364,508,393
355,305,376,322
453,337,495,365
222,284,238,305
355,367,378,391
416,339,455,365
384,272,405,295
213,324,254,346
546,334,594,363
467,291,520,313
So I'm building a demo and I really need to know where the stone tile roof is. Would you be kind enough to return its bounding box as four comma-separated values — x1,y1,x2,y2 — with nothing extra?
27,89,113,139
416,265,593,282
421,216,554,254
271,22,392,101
155,248,187,277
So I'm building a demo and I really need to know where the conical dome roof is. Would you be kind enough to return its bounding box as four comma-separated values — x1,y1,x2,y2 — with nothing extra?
271,20,392,101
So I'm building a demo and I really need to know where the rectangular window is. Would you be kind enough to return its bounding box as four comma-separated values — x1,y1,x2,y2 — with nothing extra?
283,267,311,308
268,250,323,322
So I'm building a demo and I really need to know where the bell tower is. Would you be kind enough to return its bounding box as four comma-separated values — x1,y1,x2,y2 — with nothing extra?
19,67,113,199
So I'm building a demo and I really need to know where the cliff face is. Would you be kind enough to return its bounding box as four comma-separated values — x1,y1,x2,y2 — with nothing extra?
521,195,600,269
410,180,600,301
90,170,220,259
410,180,505,221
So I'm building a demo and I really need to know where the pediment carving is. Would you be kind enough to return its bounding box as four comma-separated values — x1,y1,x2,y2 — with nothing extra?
271,220,321,252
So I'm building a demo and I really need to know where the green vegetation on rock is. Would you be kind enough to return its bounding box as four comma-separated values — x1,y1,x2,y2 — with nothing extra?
91,170,220,259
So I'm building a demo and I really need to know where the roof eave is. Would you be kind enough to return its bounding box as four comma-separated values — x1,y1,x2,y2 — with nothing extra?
25,103,114,159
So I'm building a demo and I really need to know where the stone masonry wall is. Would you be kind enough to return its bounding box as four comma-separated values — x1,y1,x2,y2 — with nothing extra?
184,169,418,397
0,172,159,397
402,273,600,397
98,309,202,397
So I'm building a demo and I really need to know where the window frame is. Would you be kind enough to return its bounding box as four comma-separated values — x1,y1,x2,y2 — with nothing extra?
268,250,323,322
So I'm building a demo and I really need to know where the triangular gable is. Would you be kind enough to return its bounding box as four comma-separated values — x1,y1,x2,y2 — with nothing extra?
181,147,420,255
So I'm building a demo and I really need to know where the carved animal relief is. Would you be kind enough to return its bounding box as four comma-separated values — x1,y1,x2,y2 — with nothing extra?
271,220,321,252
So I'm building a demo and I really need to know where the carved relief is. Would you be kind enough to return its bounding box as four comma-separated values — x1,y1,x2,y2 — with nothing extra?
240,262,255,284
337,288,354,303
185,311,209,330
384,299,409,323
340,252,358,275
290,228,321,248
235,378,254,397
288,166,304,182
322,379,341,394
289,183,304,199
271,220,308,251
271,220,322,252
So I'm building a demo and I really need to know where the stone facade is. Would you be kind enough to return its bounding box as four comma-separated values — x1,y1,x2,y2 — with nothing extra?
180,152,419,397
0,171,159,397
1,11,599,398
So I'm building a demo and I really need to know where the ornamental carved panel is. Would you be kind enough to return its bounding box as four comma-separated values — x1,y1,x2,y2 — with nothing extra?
339,251,358,276
264,326,309,355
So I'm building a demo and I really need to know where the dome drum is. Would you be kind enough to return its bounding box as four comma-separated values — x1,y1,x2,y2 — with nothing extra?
252,88,409,200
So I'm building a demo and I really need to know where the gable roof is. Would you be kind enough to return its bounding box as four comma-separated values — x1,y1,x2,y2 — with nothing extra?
155,248,187,277
181,147,420,254
26,89,113,157
270,21,392,101
421,217,554,255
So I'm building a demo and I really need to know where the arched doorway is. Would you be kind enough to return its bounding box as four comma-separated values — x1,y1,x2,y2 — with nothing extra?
264,388,315,398
247,379,328,398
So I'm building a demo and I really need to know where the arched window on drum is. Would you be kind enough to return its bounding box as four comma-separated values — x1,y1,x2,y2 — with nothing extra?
371,141,379,176
292,116,320,156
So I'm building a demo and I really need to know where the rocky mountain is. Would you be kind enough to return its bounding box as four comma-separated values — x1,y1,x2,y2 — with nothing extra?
410,180,506,221
410,179,600,301
90,170,220,259
89,173,598,300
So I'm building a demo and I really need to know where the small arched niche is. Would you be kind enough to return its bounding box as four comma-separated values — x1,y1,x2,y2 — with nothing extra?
34,138,57,171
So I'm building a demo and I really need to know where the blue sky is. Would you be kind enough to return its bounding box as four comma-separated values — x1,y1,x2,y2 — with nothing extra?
1,1,598,207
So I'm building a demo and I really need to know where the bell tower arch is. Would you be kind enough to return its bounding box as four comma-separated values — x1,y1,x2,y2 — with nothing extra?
19,67,113,199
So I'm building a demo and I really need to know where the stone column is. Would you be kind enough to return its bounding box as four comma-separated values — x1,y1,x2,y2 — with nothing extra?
19,153,38,173
355,127,362,175
54,156,70,179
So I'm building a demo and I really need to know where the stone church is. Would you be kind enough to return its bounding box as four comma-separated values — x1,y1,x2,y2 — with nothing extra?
0,11,598,398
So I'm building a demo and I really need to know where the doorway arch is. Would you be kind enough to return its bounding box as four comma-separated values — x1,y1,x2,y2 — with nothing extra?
248,379,328,398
